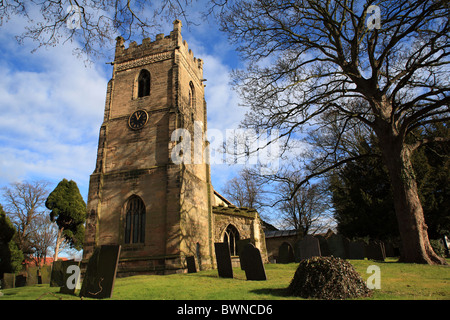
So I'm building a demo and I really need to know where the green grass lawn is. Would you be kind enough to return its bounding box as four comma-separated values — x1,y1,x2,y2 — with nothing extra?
1,258,449,300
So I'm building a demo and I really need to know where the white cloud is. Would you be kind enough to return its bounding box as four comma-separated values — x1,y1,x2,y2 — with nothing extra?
0,16,109,198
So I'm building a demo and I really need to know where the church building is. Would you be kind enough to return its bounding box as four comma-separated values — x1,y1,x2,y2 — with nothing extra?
82,20,267,276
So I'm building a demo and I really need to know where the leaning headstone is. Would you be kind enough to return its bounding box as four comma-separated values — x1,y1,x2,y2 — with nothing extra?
186,256,197,273
278,242,295,264
236,239,252,270
327,234,349,259
2,273,15,289
348,240,366,259
366,240,385,261
214,242,233,278
59,261,81,295
300,235,321,260
240,243,266,281
80,245,121,299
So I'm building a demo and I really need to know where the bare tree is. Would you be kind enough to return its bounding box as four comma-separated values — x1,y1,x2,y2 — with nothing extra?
0,0,197,59
221,168,265,211
218,0,449,264
28,213,58,266
1,180,50,258
275,172,333,236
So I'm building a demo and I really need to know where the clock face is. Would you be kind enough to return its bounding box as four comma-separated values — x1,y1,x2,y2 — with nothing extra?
128,110,148,130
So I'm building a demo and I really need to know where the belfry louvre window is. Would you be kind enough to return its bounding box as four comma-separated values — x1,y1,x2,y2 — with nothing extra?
124,196,146,244
189,81,196,108
138,69,150,98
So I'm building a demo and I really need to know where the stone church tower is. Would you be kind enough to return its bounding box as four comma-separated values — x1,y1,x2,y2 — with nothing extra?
83,20,267,275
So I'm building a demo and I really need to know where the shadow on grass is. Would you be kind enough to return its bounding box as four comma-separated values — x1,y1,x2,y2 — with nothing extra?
249,287,290,298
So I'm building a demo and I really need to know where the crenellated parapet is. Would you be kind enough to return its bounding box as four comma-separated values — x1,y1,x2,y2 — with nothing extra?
113,20,203,79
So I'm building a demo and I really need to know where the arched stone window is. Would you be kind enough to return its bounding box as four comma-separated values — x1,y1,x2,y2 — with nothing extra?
223,224,240,256
124,196,146,244
137,69,150,98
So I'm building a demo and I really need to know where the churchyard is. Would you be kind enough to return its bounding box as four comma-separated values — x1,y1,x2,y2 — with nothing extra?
1,258,449,300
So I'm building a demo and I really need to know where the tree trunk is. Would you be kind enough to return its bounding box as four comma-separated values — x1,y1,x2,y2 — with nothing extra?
53,227,63,262
378,132,446,265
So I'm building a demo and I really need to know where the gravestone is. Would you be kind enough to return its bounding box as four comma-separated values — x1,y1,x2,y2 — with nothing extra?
240,243,266,281
348,240,366,259
236,239,252,270
214,242,233,278
186,256,197,273
2,273,15,289
80,245,121,299
15,274,27,287
316,235,331,257
59,261,81,295
278,242,295,264
297,235,321,261
366,240,385,261
327,234,349,259
50,260,67,287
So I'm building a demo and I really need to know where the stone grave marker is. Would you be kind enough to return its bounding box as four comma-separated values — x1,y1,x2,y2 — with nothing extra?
15,274,27,287
297,235,321,261
2,273,15,289
366,240,385,261
348,240,366,259
80,245,121,299
327,234,349,259
236,239,252,270
186,256,197,273
240,243,266,281
50,260,66,287
278,242,295,264
59,260,81,295
214,242,233,278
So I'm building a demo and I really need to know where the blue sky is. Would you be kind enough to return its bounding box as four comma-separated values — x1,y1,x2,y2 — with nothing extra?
0,7,248,201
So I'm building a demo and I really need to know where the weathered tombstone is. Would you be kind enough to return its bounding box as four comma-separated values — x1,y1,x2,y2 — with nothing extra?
316,235,331,257
236,239,252,270
214,242,233,278
240,243,266,281
297,235,321,261
278,242,295,264
15,274,27,287
366,240,385,261
2,273,15,289
348,240,366,259
80,245,121,299
59,261,81,295
186,256,197,273
327,234,349,259
50,260,65,287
